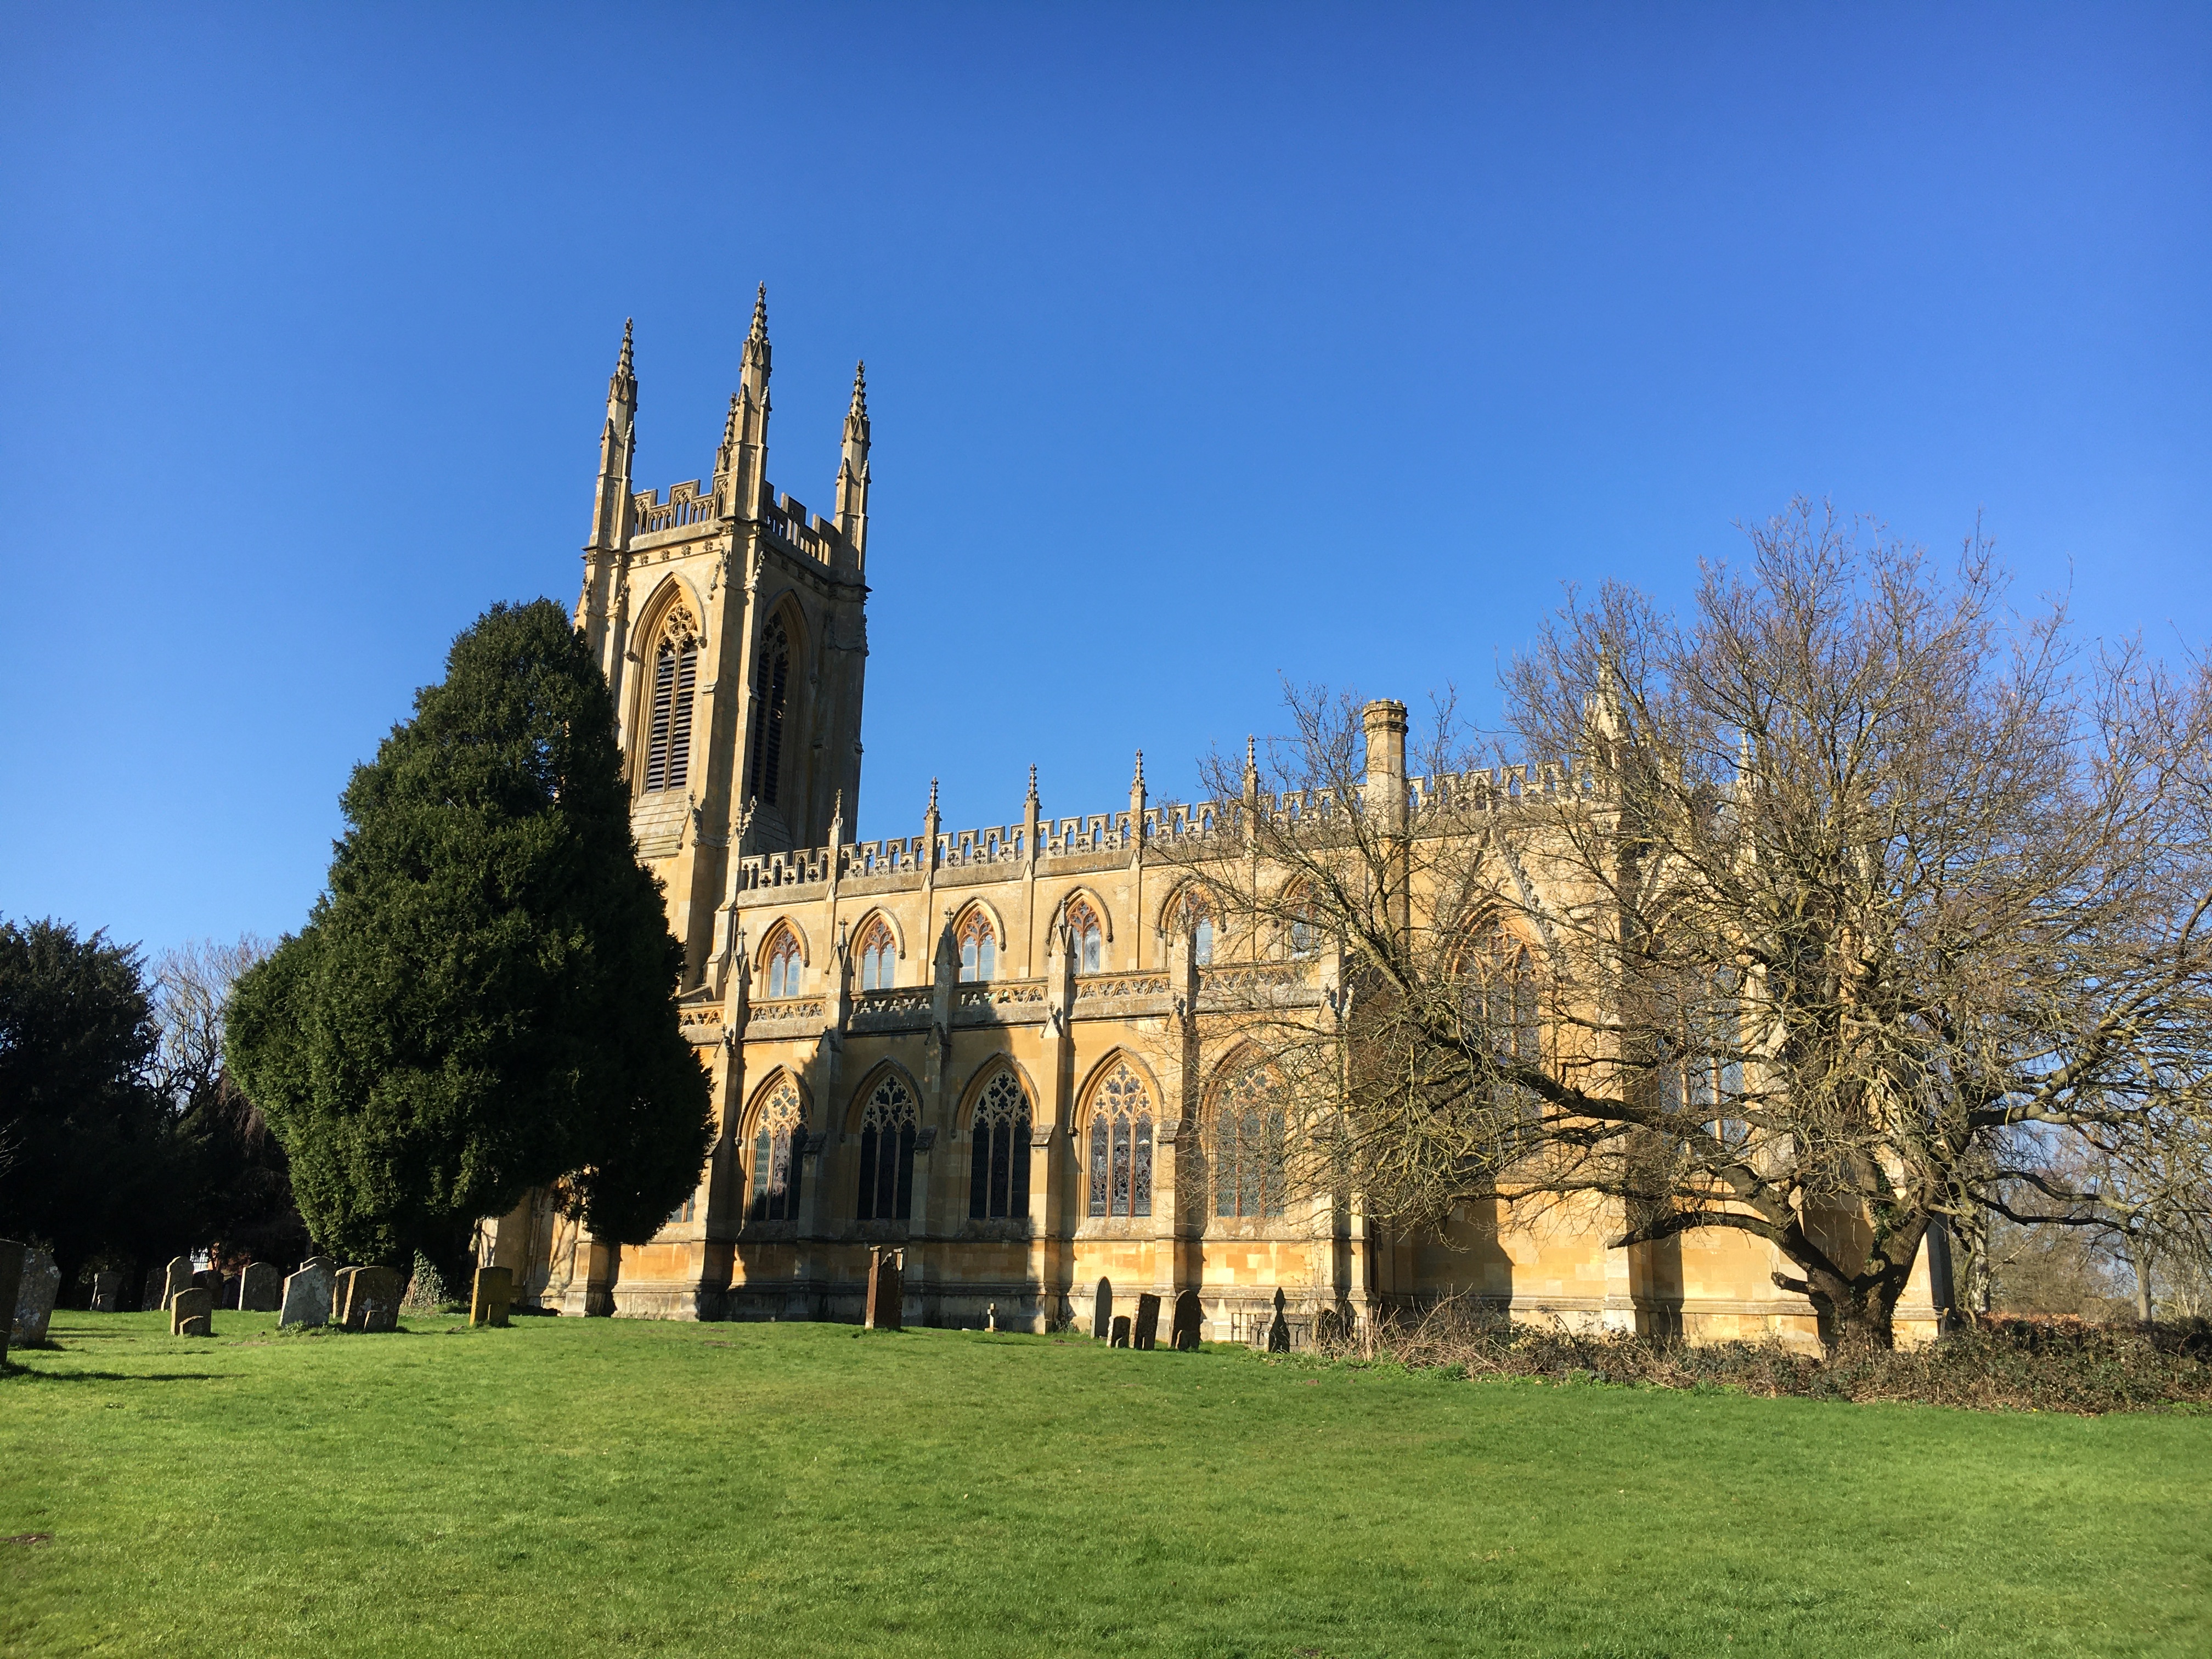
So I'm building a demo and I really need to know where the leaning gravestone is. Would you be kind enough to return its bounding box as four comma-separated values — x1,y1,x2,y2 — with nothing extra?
1133,1293,1161,1351
469,1266,513,1328
1110,1314,1131,1348
161,1256,194,1310
170,1286,213,1337
13,1249,61,1347
91,1269,122,1313
239,1262,281,1313
0,1240,25,1365
342,1266,402,1331
1093,1277,1113,1342
141,1267,165,1312
279,1262,333,1329
864,1247,904,1331
1171,1290,1202,1351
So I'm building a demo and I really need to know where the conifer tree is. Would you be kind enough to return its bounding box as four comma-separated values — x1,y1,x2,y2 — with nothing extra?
227,600,713,1280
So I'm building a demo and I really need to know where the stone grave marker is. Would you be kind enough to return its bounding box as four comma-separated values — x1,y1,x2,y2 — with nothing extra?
141,1267,165,1312
1133,1293,1161,1351
170,1286,213,1337
864,1247,904,1331
90,1269,122,1313
13,1249,61,1348
470,1266,513,1328
342,1266,402,1330
300,1254,335,1279
330,1267,362,1325
1092,1277,1113,1341
1266,1288,1291,1353
1172,1290,1202,1351
239,1263,281,1313
161,1256,194,1310
984,1302,997,1334
0,1240,24,1365
279,1262,333,1329
1110,1314,1131,1347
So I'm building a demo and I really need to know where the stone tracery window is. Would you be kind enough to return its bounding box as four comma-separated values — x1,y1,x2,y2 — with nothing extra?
968,1070,1032,1220
764,926,802,999
642,606,700,794
856,918,896,992
748,1077,805,1222
1283,884,1317,959
1176,890,1215,967
1463,929,1541,1120
855,1074,917,1222
1086,1063,1153,1219
1212,1064,1286,1218
746,613,791,808
957,909,997,983
1065,896,1103,973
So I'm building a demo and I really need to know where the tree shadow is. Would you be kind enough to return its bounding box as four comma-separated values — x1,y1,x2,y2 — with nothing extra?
1,1365,220,1383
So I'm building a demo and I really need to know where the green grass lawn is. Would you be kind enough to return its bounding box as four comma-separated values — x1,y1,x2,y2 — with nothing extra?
3,1311,2207,1658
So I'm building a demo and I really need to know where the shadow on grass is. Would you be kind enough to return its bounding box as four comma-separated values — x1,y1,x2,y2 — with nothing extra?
2,1366,221,1383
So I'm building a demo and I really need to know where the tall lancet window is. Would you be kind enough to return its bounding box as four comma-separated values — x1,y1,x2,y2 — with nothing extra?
855,1074,917,1223
642,606,700,794
748,1078,805,1223
1086,1063,1154,1219
747,614,791,808
969,1070,1032,1221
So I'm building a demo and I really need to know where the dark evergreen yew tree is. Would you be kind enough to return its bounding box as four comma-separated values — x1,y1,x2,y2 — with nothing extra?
226,600,713,1278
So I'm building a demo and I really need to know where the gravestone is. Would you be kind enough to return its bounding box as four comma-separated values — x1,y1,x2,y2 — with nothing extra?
340,1266,402,1331
0,1240,24,1365
13,1249,61,1347
170,1286,213,1337
1110,1314,1131,1348
192,1267,223,1297
330,1267,361,1325
142,1267,164,1312
239,1263,281,1313
278,1262,333,1329
1172,1290,1202,1351
984,1302,997,1334
470,1266,513,1328
1092,1277,1113,1341
161,1256,194,1310
300,1254,335,1279
1133,1293,1161,1351
90,1270,122,1313
1266,1288,1291,1353
864,1247,903,1331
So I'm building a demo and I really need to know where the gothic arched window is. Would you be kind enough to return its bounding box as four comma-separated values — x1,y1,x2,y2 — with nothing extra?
855,1074,917,1222
1176,891,1215,967
764,927,802,999
746,614,791,808
1212,1064,1287,1217
1463,930,1541,1120
1284,884,1317,960
968,1070,1032,1220
1086,1063,1154,1219
748,1079,804,1223
856,918,896,992
1065,896,1103,973
642,609,700,794
957,910,997,983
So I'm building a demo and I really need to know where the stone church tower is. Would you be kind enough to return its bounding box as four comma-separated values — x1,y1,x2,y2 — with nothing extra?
574,290,871,990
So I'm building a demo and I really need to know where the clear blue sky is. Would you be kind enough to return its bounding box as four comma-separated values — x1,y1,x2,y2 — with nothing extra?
3,3,2206,957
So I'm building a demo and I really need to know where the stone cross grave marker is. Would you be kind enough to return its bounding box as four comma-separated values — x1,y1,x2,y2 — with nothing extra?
161,1256,194,1310
279,1262,333,1329
470,1266,513,1327
170,1286,213,1338
1133,1293,1161,1351
90,1269,122,1313
1110,1314,1131,1347
239,1263,281,1313
1172,1290,1202,1351
1093,1277,1113,1341
864,1247,904,1331
0,1240,24,1365
13,1249,60,1347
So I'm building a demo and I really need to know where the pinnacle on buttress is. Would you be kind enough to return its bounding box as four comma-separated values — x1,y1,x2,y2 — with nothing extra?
1026,761,1039,803
608,318,636,405
928,776,940,814
744,284,770,370
1133,750,1146,789
721,391,741,446
848,360,869,426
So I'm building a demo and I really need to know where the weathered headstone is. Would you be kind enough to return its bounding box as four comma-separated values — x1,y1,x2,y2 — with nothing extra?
340,1266,402,1330
141,1267,165,1312
470,1266,513,1328
1092,1276,1113,1341
0,1240,25,1365
1266,1287,1291,1353
279,1262,333,1329
1133,1292,1161,1351
1110,1314,1131,1348
300,1254,335,1279
330,1267,362,1325
161,1256,193,1310
984,1301,998,1334
13,1249,61,1347
1172,1290,1202,1351
90,1269,122,1313
170,1286,213,1337
239,1263,281,1313
864,1247,904,1331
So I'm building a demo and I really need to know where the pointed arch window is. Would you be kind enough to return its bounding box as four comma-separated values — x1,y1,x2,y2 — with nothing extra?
1284,885,1317,960
764,927,802,999
748,1079,804,1222
1463,930,1542,1121
746,614,791,808
1065,897,1104,973
855,1074,917,1222
1086,1063,1154,1219
1176,891,1215,967
1213,1064,1287,1217
957,910,997,983
968,1070,1032,1220
856,918,896,992
642,610,700,794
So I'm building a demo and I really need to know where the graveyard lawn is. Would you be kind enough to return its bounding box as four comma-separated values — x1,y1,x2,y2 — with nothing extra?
4,1316,2208,1659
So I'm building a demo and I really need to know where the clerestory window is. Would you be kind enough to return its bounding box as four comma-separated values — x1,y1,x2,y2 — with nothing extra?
1065,896,1104,973
764,927,802,999
856,918,896,992
957,910,997,983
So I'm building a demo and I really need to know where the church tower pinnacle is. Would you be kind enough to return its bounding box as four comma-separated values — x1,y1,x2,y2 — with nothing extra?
835,360,871,566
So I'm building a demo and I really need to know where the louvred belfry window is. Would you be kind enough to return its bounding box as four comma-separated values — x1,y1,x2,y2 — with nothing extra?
642,617,699,794
746,614,790,808
749,1079,804,1223
1086,1063,1153,1219
969,1070,1032,1220
855,1075,917,1222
